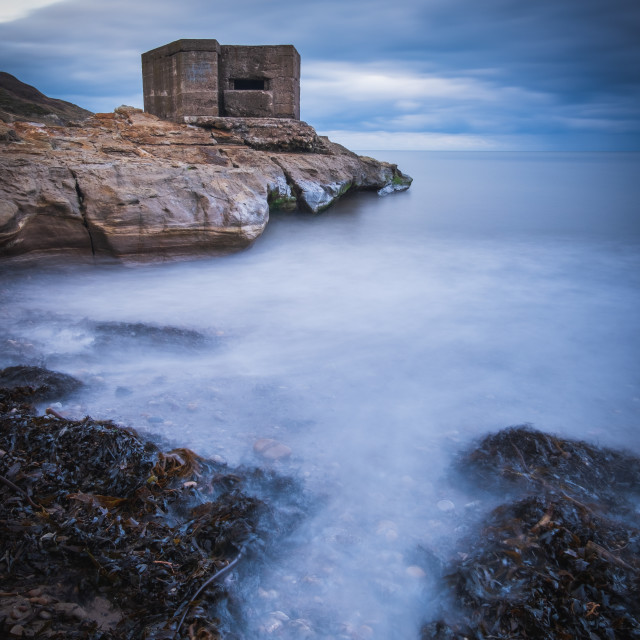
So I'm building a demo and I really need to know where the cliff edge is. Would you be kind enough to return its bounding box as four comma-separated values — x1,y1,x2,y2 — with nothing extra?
0,82,411,261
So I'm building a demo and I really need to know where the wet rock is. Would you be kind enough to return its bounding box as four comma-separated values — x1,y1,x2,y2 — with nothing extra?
0,365,82,402
93,321,211,351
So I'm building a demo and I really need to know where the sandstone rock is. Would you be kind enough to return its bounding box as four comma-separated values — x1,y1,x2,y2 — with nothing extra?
0,107,411,260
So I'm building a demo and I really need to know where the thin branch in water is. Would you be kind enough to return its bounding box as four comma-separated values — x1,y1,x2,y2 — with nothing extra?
173,547,245,638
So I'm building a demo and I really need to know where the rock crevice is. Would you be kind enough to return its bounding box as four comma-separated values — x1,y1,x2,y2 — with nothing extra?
70,169,95,255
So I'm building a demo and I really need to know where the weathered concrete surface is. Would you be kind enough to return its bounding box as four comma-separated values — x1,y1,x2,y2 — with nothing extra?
0,107,411,260
142,40,300,121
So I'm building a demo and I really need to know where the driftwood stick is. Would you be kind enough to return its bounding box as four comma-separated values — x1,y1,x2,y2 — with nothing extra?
586,541,637,573
0,473,41,509
511,443,530,473
173,547,244,637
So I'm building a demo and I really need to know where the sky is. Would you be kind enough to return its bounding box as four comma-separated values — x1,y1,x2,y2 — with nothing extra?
0,0,639,150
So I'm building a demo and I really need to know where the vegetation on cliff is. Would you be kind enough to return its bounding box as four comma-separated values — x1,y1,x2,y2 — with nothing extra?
0,72,92,126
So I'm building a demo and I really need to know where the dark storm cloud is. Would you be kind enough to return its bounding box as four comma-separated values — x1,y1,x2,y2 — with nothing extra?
1,0,638,149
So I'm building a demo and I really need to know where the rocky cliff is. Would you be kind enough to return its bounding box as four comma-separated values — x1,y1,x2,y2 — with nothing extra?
0,101,411,260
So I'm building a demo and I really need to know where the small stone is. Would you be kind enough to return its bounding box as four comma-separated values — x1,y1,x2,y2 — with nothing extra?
376,520,397,534
54,602,89,620
405,565,426,578
39,610,52,620
9,625,25,637
437,499,455,512
359,625,375,639
253,438,291,460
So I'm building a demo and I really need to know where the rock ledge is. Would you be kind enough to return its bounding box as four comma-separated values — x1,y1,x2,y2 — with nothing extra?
0,106,411,260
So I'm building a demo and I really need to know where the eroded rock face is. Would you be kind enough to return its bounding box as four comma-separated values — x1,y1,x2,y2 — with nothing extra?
0,106,411,260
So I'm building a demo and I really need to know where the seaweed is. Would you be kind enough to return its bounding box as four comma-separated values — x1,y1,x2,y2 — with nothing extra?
422,427,640,640
0,367,305,639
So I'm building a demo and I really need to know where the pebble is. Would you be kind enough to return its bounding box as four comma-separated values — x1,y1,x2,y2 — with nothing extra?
437,499,455,512
376,520,398,541
253,438,292,460
289,618,314,637
9,624,24,637
405,565,427,578
54,602,89,620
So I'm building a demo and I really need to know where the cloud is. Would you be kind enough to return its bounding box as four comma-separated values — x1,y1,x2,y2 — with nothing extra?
0,0,638,149
322,130,508,151
0,0,66,23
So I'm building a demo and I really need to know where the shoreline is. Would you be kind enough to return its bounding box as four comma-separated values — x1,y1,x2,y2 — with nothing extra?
2,366,638,639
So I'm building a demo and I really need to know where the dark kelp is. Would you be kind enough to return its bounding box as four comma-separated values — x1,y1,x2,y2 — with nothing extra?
421,427,640,640
0,367,305,639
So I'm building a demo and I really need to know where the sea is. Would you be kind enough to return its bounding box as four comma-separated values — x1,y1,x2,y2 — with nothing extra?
1,151,639,638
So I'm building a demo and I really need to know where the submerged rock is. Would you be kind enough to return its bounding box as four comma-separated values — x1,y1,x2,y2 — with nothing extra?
254,437,293,461
0,365,82,401
0,101,411,260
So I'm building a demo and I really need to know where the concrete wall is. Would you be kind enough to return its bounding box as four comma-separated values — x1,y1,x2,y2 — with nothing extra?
142,40,221,120
219,45,300,119
142,40,300,121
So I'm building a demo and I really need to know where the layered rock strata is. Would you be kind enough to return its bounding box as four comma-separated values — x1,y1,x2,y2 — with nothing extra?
0,106,411,260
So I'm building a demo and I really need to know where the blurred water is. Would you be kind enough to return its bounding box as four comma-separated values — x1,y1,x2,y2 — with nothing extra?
1,151,639,638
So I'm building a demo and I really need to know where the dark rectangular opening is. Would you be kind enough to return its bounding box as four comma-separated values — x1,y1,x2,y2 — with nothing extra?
232,78,266,91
